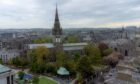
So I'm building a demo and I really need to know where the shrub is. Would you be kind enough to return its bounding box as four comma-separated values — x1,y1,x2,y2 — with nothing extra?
32,76,39,84
46,63,56,74
18,71,25,80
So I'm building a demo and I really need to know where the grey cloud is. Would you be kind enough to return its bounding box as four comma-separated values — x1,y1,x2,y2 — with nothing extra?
0,0,140,28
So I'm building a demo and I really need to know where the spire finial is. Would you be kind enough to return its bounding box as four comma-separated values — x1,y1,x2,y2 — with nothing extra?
55,3,59,22
56,2,57,8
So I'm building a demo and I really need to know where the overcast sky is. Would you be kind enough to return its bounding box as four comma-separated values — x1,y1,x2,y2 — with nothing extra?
0,0,140,28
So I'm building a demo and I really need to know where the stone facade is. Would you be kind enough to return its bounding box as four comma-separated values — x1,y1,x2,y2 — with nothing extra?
0,64,15,84
0,49,19,63
104,38,135,56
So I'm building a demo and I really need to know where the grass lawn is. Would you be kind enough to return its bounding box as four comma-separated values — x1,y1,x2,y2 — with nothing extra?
39,76,57,84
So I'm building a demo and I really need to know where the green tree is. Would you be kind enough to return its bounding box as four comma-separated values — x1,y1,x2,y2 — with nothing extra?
56,50,68,67
0,59,2,64
73,53,81,62
46,63,56,74
30,62,47,73
12,57,20,66
84,44,102,65
66,36,79,43
65,59,76,75
32,76,39,84
30,62,39,73
28,46,50,73
11,56,29,67
76,56,93,79
27,49,37,63
28,46,49,64
35,46,50,64
33,36,52,43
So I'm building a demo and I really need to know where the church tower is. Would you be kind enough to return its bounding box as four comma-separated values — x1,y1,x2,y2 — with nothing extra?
52,5,63,49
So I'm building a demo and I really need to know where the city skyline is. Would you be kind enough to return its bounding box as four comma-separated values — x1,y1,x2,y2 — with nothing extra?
0,0,140,28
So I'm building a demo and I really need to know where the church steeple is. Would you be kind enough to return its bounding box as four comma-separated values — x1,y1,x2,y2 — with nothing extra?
52,5,62,36
55,5,59,22
52,4,63,46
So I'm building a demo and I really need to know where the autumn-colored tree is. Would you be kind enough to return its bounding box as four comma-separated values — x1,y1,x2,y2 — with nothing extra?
84,44,102,65
103,52,123,68
98,42,109,51
34,46,50,64
28,46,49,73
98,42,109,56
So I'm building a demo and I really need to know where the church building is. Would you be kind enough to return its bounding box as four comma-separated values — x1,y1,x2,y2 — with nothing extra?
27,6,88,54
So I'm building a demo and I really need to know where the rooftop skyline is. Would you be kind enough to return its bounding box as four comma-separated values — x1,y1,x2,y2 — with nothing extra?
0,0,140,28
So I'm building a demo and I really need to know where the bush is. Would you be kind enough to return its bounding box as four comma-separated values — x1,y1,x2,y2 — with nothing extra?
12,57,20,65
12,57,29,67
18,71,25,80
65,60,76,76
46,63,56,74
32,76,39,84
0,59,2,64
30,62,47,73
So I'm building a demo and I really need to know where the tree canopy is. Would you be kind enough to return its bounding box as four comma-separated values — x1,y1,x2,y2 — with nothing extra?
65,36,79,43
56,50,69,67
33,36,52,43
27,46,50,73
84,44,102,65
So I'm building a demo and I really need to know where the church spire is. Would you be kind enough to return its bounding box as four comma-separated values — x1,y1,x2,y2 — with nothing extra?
52,4,62,36
55,4,59,22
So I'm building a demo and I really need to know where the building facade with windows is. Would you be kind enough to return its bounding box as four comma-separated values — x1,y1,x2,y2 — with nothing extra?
0,64,14,84
0,49,19,63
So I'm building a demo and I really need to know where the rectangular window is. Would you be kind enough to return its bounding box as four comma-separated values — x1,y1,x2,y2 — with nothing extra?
7,76,10,84
11,75,13,84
